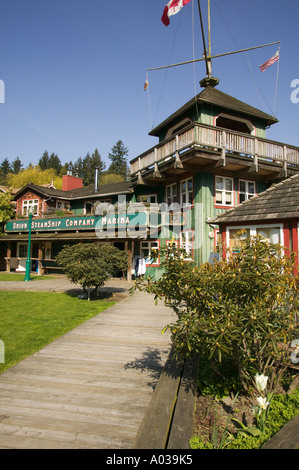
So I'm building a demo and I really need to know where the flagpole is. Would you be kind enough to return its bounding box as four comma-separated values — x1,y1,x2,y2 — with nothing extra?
274,46,281,118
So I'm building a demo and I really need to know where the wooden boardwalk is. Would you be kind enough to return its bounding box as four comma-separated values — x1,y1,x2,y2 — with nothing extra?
0,290,174,449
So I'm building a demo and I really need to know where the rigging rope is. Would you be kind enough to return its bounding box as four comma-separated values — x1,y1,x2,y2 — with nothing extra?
213,0,280,117
152,12,182,129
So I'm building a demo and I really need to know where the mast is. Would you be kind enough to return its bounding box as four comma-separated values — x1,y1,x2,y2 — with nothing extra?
198,0,219,88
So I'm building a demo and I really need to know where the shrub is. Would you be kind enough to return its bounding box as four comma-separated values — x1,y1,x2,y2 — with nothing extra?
133,237,299,393
56,243,128,294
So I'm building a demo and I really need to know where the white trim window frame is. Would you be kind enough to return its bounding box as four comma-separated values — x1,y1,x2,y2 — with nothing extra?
180,178,193,207
226,224,284,254
140,240,159,264
22,199,39,216
138,194,157,204
166,183,177,206
215,176,234,207
179,230,194,260
239,180,256,204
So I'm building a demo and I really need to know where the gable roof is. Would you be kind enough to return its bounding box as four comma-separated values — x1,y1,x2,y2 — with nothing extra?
13,181,133,201
149,86,278,136
210,174,299,225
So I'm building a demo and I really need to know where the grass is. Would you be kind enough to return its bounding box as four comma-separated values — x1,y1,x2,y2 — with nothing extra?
0,273,56,281
0,291,115,373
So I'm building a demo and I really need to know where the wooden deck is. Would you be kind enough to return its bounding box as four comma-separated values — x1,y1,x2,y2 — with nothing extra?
0,290,174,449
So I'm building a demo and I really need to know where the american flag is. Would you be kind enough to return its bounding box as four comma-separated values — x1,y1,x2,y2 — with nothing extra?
259,49,279,72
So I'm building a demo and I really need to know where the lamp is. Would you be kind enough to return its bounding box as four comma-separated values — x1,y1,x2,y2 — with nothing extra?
24,208,33,282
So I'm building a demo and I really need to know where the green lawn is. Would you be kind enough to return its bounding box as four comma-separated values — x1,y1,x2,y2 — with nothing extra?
0,273,56,281
0,291,115,373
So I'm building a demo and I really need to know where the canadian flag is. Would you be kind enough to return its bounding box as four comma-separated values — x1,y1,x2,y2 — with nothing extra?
161,0,192,26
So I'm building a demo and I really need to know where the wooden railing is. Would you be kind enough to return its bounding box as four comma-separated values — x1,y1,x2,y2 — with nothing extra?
130,122,299,175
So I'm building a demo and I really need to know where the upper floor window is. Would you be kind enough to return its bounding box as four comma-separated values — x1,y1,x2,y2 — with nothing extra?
180,178,193,207
22,199,39,216
215,176,233,206
239,180,255,203
166,183,177,206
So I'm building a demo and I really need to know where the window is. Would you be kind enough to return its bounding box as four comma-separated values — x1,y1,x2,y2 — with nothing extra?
138,194,157,204
239,180,255,203
215,176,233,206
17,244,27,258
140,241,159,264
180,231,194,259
227,225,282,255
22,199,39,216
166,183,177,206
180,178,193,206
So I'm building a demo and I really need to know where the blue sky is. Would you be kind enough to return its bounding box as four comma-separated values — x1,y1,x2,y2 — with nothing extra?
0,0,298,170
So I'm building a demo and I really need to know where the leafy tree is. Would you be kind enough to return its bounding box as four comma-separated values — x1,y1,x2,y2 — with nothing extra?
107,140,129,179
6,166,62,189
133,236,299,394
11,157,23,175
56,243,128,294
0,191,15,232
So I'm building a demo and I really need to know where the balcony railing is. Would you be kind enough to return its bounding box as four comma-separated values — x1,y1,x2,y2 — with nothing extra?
130,122,299,175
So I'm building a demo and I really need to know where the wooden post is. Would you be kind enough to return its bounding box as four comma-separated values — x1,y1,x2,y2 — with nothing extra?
38,244,43,276
6,242,11,273
126,240,132,282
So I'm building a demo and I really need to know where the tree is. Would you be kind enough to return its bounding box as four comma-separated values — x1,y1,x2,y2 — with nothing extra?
38,151,50,170
6,166,62,189
38,151,61,174
107,140,129,180
82,149,106,186
0,191,14,232
11,157,23,175
56,243,128,295
0,158,12,185
48,153,62,174
133,236,299,394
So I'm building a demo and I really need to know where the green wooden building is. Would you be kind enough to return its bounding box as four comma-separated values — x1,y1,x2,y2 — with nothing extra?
3,86,299,280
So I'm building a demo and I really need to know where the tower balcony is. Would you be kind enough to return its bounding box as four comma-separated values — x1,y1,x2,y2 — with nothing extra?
130,122,299,184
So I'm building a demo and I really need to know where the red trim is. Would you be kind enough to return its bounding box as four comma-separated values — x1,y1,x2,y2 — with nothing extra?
222,227,227,259
292,221,299,266
283,222,290,257
140,239,160,267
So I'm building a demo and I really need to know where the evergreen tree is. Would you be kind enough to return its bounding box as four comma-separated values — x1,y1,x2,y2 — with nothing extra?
0,158,12,185
48,153,62,174
83,149,106,186
107,140,129,180
73,157,84,180
11,157,23,175
38,151,50,170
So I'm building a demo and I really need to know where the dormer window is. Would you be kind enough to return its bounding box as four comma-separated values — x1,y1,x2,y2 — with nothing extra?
215,113,255,135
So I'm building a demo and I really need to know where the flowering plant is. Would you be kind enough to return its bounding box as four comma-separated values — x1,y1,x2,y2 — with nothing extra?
252,373,273,434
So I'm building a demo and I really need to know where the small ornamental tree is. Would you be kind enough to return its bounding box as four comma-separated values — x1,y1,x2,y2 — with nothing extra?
56,243,128,295
133,236,299,394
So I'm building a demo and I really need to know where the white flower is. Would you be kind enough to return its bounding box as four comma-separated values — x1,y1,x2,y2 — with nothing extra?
256,396,270,412
255,373,268,393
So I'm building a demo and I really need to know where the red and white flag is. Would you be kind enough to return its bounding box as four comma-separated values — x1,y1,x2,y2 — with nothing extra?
259,49,279,72
161,0,192,27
